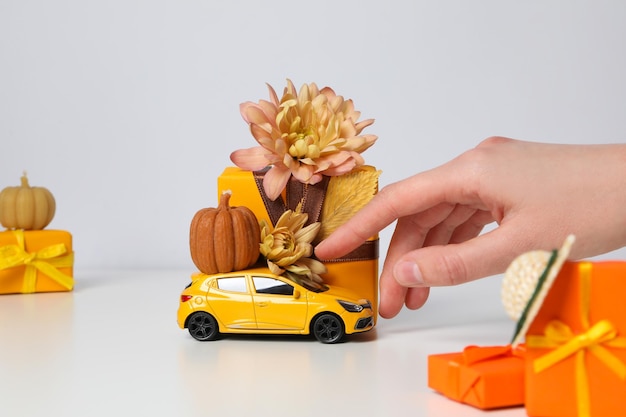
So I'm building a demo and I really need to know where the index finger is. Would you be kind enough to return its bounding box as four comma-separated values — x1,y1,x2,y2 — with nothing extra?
315,165,461,259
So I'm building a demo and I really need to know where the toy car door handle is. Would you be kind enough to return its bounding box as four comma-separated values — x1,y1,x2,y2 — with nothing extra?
256,301,269,307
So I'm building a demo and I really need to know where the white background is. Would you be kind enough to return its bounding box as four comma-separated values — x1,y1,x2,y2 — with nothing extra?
2,2,626,416
3,0,626,271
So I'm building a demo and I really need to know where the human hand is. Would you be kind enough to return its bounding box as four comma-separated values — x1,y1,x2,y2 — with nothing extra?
315,137,626,318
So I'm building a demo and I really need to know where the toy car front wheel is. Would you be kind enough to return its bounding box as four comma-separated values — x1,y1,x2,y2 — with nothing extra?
187,312,219,341
312,313,345,344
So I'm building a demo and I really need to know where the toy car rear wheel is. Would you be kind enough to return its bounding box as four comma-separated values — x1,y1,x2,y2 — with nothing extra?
187,312,219,341
312,313,345,344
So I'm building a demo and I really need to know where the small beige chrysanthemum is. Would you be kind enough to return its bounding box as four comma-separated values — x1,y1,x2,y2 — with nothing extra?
231,79,377,201
259,205,327,290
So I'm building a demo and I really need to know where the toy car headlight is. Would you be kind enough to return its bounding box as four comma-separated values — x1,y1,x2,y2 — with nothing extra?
337,300,364,313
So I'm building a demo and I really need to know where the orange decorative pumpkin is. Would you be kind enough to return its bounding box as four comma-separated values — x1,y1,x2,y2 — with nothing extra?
190,191,261,274
0,172,56,230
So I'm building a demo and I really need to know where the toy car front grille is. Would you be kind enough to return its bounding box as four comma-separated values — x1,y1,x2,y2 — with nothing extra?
355,317,374,330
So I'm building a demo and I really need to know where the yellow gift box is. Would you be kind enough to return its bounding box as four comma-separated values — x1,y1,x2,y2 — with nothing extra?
0,229,74,294
218,167,379,320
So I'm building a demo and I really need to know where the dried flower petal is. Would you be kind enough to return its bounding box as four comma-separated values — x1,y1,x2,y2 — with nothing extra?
232,79,377,200
259,206,327,289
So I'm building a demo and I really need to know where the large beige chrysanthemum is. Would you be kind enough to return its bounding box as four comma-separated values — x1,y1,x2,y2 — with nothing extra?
259,205,327,290
231,79,377,201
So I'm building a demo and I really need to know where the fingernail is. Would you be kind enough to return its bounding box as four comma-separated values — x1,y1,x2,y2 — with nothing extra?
394,261,424,286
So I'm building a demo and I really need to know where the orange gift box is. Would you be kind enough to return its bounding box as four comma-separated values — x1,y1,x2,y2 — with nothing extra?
0,229,74,294
428,344,525,410
525,261,626,417
218,167,379,320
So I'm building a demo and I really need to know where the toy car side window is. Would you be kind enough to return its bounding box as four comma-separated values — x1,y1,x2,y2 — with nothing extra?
252,277,294,296
215,277,248,293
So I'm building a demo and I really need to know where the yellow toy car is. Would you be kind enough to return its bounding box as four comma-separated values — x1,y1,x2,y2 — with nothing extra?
177,267,374,344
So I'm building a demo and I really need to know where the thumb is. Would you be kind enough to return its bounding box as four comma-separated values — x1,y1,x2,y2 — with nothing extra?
392,229,523,287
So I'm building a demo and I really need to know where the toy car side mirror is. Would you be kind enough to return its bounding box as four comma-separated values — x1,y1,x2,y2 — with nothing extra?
293,290,301,299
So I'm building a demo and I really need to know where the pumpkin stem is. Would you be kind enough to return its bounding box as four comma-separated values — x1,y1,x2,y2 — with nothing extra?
20,171,30,188
218,190,232,209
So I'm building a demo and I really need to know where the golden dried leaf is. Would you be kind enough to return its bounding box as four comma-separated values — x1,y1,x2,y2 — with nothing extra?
317,166,381,242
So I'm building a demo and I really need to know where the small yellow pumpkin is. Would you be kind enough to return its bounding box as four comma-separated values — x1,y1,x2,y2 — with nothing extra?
0,172,56,230
189,191,261,274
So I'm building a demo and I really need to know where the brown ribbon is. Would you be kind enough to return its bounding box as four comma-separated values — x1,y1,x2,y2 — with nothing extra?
320,240,378,263
253,168,330,227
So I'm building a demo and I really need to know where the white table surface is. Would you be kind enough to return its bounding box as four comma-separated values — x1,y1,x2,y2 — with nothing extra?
0,269,527,417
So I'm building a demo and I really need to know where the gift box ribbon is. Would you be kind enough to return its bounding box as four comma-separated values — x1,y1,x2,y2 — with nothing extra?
446,344,525,402
0,230,74,293
526,262,626,417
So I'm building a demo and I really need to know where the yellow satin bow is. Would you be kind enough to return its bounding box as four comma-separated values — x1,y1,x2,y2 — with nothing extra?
0,230,74,293
526,262,626,417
